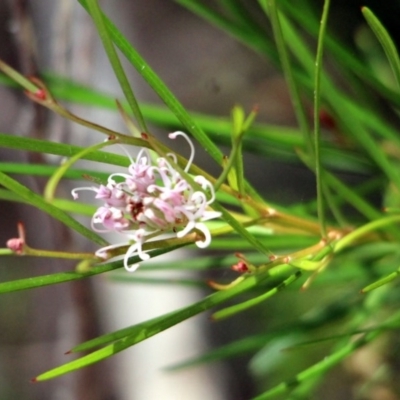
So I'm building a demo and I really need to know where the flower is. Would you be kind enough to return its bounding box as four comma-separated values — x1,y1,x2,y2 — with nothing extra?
72,131,221,271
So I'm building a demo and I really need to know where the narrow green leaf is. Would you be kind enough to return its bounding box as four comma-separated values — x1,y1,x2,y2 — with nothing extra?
362,267,400,293
296,145,383,223
280,2,400,108
0,171,107,246
212,270,301,320
0,188,96,217
0,133,129,167
313,0,331,237
323,173,382,222
362,7,400,88
0,245,185,293
85,0,147,131
44,139,117,201
0,162,108,180
334,215,400,253
34,334,139,381
78,0,222,167
35,270,276,380
265,5,400,190
231,106,245,194
71,270,272,353
3,73,309,153
0,260,121,294
261,0,312,153
0,59,38,92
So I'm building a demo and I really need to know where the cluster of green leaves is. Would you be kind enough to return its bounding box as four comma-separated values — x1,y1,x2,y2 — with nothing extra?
2,0,400,398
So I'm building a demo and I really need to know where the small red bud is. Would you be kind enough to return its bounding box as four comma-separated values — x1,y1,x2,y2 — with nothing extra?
34,88,46,100
6,238,24,254
231,260,249,273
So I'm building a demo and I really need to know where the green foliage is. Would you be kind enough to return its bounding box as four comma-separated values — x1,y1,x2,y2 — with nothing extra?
1,0,400,398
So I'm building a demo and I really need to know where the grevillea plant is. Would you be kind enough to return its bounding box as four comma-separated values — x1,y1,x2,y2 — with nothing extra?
72,131,221,272
2,0,400,398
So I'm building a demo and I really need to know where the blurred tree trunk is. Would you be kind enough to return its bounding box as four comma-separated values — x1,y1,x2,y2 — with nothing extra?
0,1,116,399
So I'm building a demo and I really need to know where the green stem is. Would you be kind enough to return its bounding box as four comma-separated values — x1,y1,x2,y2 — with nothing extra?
0,60,39,92
78,0,222,164
44,139,119,201
85,0,147,132
262,0,312,152
26,87,139,142
362,7,400,88
0,171,107,246
314,0,330,237
214,141,242,192
0,249,14,256
212,270,302,320
22,245,96,260
334,215,400,253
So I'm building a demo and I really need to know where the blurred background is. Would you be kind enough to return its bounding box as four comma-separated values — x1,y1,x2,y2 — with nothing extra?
1,1,400,399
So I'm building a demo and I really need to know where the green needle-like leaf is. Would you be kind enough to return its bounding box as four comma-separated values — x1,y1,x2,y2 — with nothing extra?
362,267,400,292
0,162,108,180
212,270,302,320
0,245,186,293
313,0,331,237
362,7,400,88
35,269,277,380
261,0,312,153
0,171,107,246
85,0,147,132
78,0,222,166
0,133,129,167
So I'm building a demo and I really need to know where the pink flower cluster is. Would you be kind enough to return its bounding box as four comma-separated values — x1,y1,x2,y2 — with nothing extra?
72,132,220,271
